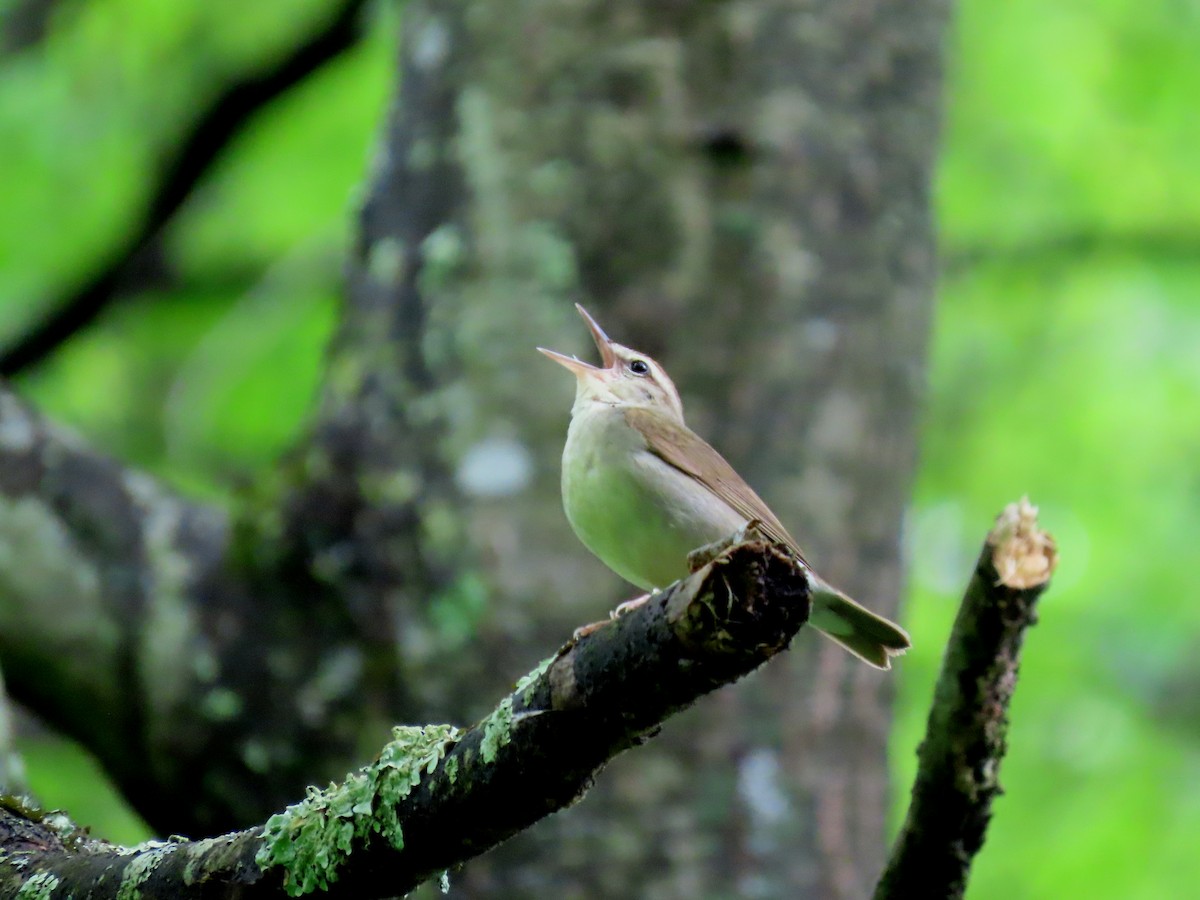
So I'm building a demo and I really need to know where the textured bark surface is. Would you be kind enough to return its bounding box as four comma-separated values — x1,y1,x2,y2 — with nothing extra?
0,387,398,834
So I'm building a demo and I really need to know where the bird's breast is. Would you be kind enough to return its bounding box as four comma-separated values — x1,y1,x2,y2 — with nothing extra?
561,407,746,591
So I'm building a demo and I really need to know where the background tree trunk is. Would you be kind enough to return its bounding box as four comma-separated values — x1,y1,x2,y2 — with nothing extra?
323,0,947,894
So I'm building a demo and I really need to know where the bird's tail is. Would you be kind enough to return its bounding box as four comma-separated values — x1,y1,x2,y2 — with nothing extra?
808,578,910,670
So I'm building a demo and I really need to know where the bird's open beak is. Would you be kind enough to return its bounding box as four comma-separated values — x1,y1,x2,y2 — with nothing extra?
537,303,617,376
573,304,617,367
537,346,597,377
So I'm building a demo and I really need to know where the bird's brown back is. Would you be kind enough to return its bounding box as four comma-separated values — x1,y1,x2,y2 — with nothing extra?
623,407,810,567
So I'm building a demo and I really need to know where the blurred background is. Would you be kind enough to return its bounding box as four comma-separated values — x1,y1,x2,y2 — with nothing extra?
1,0,1197,897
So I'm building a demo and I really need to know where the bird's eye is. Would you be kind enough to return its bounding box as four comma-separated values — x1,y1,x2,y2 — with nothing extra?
628,359,650,376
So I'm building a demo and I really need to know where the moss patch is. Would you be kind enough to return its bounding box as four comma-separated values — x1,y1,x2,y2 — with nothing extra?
15,872,59,900
255,724,461,896
116,843,178,900
480,655,554,763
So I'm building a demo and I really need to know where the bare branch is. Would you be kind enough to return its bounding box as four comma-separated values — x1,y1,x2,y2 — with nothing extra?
0,0,66,55
0,536,810,899
874,498,1057,900
0,0,370,376
943,228,1200,277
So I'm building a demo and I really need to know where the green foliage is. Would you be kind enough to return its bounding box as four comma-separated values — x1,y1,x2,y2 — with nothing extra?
19,734,150,845
894,2,1200,897
429,572,490,648
0,0,394,499
256,724,461,896
940,0,1200,244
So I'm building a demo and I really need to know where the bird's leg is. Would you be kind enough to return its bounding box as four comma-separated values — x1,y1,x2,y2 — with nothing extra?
687,519,768,572
571,591,653,640
572,620,607,639
612,592,652,617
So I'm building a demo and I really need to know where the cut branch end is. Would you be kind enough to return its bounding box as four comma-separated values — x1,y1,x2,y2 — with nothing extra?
988,496,1058,589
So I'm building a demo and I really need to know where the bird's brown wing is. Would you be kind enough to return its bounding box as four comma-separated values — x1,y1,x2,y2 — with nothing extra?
624,407,809,566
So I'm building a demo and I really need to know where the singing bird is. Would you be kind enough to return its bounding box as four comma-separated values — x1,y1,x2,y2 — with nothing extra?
539,305,910,668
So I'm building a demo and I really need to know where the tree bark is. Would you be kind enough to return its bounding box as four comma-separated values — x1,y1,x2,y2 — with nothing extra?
0,386,402,833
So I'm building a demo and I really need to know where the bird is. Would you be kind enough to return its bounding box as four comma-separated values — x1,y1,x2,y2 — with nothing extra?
539,304,910,669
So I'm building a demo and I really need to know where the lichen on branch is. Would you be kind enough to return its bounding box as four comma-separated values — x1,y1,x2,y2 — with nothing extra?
1,537,811,899
256,724,462,896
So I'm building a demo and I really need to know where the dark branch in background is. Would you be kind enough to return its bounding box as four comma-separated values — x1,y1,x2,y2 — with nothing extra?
0,0,370,377
874,498,1057,900
0,0,65,55
0,666,26,795
942,228,1200,277
0,536,811,899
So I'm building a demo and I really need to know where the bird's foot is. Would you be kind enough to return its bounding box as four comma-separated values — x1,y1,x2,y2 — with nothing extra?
571,592,653,641
572,619,608,640
687,520,769,571
612,592,651,618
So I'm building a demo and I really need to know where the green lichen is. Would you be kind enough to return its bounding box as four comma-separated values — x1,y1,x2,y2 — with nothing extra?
255,724,462,896
116,843,177,900
181,841,205,885
444,755,459,784
366,236,407,285
175,834,241,888
40,810,84,848
132,488,198,725
360,468,422,506
479,696,514,764
15,871,58,900
455,87,509,260
517,655,555,702
480,656,555,763
419,224,467,293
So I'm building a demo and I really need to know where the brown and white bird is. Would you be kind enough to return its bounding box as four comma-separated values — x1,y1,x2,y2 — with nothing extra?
540,304,910,668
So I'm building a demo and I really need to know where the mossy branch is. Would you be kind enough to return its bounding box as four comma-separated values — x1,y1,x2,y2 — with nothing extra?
0,536,810,899
874,498,1058,900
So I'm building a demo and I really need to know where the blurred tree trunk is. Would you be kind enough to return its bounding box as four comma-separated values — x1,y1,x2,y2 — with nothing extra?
321,0,948,895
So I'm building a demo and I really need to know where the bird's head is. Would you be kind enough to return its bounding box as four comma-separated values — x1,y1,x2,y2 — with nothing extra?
539,304,684,422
